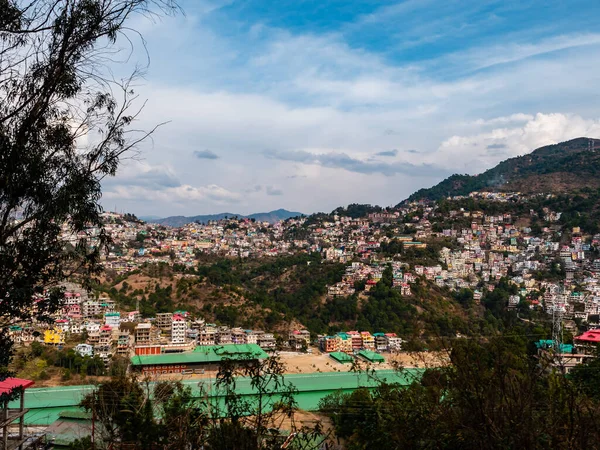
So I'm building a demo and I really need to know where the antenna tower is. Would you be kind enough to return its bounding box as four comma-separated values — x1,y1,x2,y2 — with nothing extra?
552,302,563,365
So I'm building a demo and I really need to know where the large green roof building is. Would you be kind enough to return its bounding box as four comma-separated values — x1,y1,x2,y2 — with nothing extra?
131,344,269,375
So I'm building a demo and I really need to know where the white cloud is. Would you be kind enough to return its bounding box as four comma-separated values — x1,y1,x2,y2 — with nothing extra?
428,113,600,173
440,33,600,73
103,184,240,203
97,6,600,215
102,161,241,208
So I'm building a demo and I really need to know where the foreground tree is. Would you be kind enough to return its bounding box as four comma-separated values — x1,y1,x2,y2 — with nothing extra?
81,357,327,449
207,356,325,450
0,0,177,375
320,335,600,450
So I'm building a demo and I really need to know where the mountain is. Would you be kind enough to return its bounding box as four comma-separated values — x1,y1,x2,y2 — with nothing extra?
148,209,303,227
404,137,600,203
138,215,162,222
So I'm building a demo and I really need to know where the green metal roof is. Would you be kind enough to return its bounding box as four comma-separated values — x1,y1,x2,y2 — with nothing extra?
10,369,424,425
329,352,353,363
131,344,269,367
358,350,385,362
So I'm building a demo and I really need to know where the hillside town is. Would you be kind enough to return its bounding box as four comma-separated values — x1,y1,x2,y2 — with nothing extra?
7,191,600,379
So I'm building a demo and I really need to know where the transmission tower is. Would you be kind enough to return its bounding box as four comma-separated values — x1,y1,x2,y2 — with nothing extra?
552,303,563,359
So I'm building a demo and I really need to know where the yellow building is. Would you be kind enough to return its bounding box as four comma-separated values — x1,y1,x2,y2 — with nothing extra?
44,329,65,346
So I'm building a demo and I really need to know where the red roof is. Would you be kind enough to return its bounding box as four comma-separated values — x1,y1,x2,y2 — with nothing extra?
0,378,34,396
575,330,600,343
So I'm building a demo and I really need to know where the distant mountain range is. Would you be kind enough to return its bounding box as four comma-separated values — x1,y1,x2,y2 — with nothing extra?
146,209,303,227
403,137,600,203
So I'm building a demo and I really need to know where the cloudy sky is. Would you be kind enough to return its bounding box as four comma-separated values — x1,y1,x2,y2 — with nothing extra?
101,0,600,217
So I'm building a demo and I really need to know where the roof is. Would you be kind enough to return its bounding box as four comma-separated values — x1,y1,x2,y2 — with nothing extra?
358,350,385,363
131,344,269,367
0,377,34,396
11,369,425,425
329,352,354,363
575,330,600,343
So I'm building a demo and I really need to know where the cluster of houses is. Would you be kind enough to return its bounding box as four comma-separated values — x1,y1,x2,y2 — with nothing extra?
132,314,281,356
11,190,600,375
95,212,308,273
10,284,314,368
318,331,403,354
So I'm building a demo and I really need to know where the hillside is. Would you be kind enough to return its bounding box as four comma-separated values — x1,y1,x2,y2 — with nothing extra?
149,208,303,227
404,137,600,203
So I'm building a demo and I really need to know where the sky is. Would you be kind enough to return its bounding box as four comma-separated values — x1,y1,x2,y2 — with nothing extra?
100,0,600,217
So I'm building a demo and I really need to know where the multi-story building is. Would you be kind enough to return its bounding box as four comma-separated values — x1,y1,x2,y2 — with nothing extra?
54,319,70,334
117,332,132,356
69,321,82,335
43,329,64,346
373,333,388,352
97,325,113,352
127,311,141,322
155,313,173,334
347,331,362,350
244,330,258,345
337,333,352,353
171,314,187,344
360,332,375,350
231,328,246,344
385,333,403,352
104,312,121,328
256,331,276,350
135,323,152,345
82,300,102,318
289,330,311,346
322,336,340,353
198,326,216,346
217,327,232,345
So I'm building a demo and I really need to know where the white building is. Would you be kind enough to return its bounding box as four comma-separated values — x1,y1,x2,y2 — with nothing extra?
104,312,121,328
171,314,187,344
75,343,94,357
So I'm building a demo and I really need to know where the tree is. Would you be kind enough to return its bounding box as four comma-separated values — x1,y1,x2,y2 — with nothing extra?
81,375,161,448
81,358,325,449
206,356,325,450
321,335,600,449
0,0,177,375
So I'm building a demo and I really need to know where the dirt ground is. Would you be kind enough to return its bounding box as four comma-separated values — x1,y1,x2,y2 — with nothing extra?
278,350,447,374
29,350,448,387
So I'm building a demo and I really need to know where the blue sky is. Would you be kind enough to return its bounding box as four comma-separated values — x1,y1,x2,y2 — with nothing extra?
101,0,600,216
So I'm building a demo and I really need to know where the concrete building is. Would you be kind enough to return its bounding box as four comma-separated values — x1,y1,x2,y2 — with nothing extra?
155,313,173,334
171,314,187,344
104,312,121,328
75,343,94,357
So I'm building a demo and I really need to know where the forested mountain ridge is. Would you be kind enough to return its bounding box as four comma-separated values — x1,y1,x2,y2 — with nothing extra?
404,137,600,203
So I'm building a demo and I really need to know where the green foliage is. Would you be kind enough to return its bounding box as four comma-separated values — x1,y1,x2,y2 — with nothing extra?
83,358,324,449
358,266,416,334
570,352,600,401
322,334,600,449
0,0,178,375
332,203,383,218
